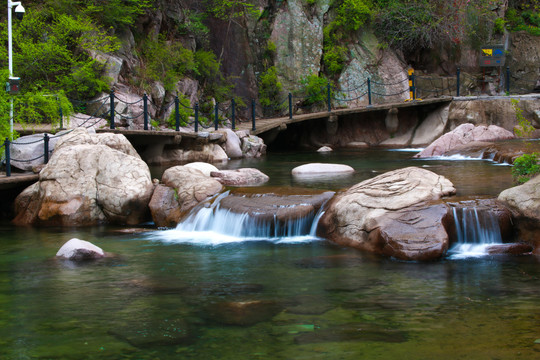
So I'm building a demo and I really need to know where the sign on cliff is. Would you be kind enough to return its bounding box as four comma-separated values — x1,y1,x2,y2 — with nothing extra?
480,45,505,67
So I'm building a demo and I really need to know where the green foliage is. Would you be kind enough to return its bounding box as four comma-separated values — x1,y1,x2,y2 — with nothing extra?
511,99,539,184
258,66,284,110
194,50,233,102
51,0,152,30
0,10,117,99
512,99,535,138
178,10,210,46
323,45,348,75
493,18,506,34
322,0,372,77
207,0,259,20
336,0,372,32
299,73,332,107
512,153,540,184
137,36,195,92
506,7,540,36
167,95,193,129
0,71,73,141
374,0,500,53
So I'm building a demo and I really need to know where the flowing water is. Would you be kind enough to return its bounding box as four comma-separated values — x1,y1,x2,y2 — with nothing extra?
2,148,539,359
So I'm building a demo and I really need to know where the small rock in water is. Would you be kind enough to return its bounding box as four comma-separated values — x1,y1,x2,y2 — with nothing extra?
56,238,105,261
317,146,333,152
291,163,355,177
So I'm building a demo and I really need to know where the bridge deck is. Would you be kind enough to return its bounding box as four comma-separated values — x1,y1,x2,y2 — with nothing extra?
235,97,453,135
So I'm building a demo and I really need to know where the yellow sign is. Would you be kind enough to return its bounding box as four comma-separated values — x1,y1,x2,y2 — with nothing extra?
482,49,493,56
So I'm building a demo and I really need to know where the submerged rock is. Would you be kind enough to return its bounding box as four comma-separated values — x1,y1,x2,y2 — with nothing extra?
109,318,196,347
318,167,456,261
56,238,105,261
205,300,283,326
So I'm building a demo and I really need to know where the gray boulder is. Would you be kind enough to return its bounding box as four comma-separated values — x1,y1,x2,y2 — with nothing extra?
318,167,456,261
415,123,514,158
13,140,153,226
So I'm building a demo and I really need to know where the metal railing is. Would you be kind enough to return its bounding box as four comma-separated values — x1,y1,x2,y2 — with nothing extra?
3,66,539,177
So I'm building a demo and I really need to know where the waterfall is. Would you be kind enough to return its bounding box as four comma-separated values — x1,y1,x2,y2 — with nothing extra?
448,206,503,259
151,191,327,245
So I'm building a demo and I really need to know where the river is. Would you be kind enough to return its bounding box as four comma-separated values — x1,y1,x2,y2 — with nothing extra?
1,148,539,359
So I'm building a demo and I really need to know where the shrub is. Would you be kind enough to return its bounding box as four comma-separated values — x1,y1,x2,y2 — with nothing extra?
299,73,333,107
258,66,284,114
167,94,193,129
512,153,540,184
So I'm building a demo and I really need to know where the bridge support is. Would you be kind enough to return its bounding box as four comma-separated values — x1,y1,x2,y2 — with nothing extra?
326,114,338,136
385,108,399,134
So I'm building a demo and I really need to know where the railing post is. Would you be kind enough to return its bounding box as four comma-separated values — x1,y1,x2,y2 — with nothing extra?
214,102,219,131
251,99,256,131
327,84,331,112
143,93,148,130
194,103,199,133
175,96,180,131
231,98,236,130
43,134,49,164
456,67,461,97
367,78,372,106
4,138,11,177
506,66,510,94
57,96,64,129
288,93,293,119
109,91,115,129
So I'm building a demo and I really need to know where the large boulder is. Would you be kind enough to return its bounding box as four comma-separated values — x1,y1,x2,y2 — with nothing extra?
414,123,514,158
318,167,456,261
498,175,540,246
54,128,141,158
148,166,223,227
13,142,153,226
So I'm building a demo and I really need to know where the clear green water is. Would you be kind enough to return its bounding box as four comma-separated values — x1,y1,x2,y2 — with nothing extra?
2,149,539,359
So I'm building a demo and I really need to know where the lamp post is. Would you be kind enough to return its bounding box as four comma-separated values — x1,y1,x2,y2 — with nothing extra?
7,0,24,140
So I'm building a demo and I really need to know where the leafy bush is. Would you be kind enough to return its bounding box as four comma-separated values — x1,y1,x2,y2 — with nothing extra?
51,0,152,30
299,73,333,107
0,10,117,99
258,66,284,114
167,94,193,129
512,153,540,184
137,35,196,92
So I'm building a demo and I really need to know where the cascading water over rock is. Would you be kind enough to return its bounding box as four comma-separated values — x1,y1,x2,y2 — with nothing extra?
449,204,503,258
152,190,335,245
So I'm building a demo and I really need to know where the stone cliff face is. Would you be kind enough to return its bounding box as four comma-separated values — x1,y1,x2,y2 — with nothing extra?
95,1,539,125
